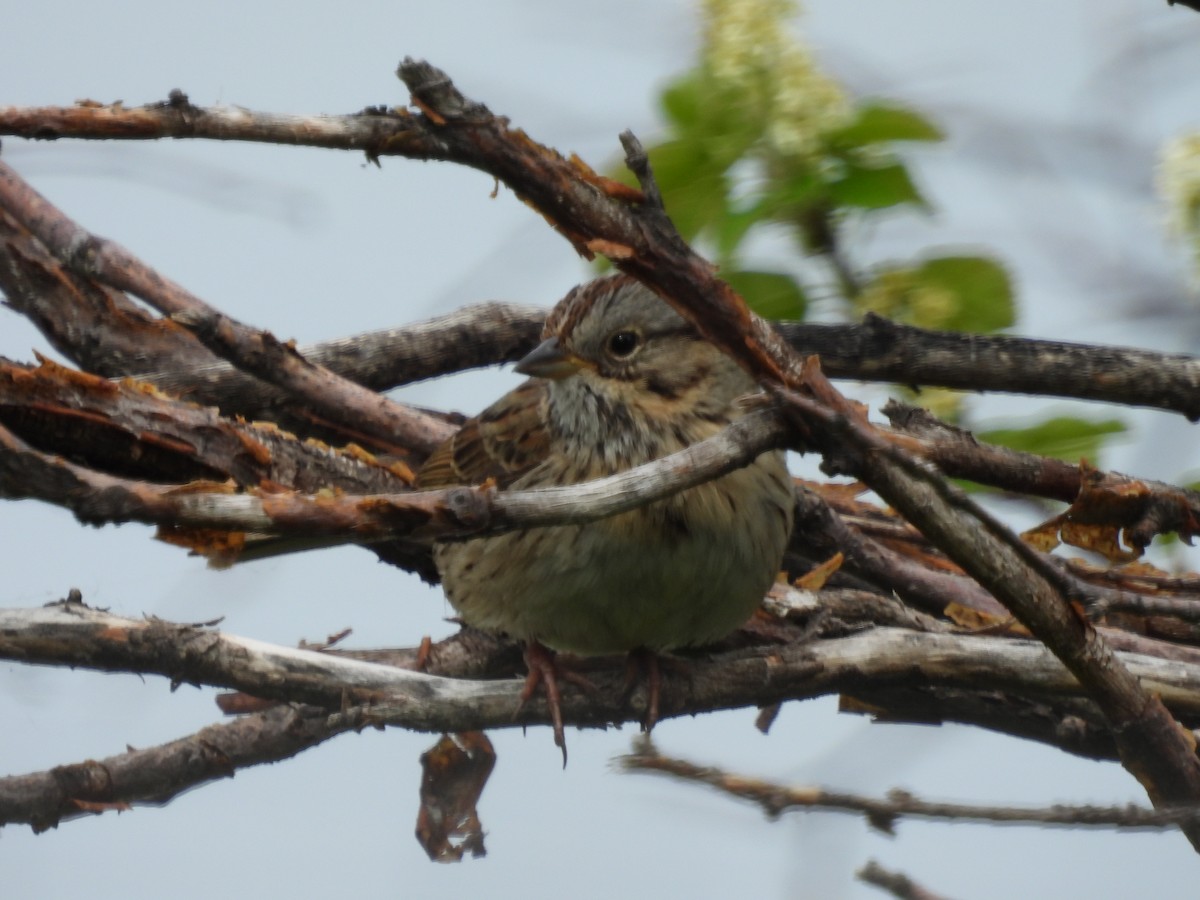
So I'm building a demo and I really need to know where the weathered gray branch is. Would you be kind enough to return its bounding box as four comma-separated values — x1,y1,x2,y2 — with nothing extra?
133,302,546,413
7,592,1200,831
0,405,791,544
5,601,1200,733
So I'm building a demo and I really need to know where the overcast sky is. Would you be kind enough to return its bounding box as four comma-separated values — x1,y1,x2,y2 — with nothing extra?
4,2,1200,897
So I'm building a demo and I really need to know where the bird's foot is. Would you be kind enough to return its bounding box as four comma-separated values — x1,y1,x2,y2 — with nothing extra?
621,649,687,734
515,641,595,767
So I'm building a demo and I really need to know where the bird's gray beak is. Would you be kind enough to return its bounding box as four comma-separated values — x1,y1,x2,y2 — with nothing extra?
515,337,583,380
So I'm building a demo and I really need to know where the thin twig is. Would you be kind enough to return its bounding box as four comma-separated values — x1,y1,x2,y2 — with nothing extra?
620,741,1200,831
857,860,952,900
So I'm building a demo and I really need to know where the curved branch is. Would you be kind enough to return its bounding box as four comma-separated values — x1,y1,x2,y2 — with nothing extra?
5,100,1200,417
0,405,790,545
0,158,453,457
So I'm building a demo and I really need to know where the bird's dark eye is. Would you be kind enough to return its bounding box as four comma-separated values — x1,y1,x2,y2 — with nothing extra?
607,330,640,358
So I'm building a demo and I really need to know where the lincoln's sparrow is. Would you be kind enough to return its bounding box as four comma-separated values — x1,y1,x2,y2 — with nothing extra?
419,274,794,755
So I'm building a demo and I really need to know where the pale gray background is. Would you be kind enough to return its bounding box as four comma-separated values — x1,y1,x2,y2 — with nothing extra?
3,2,1200,897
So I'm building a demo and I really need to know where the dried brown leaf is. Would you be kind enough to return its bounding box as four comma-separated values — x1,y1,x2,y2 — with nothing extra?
796,552,844,590
415,731,496,863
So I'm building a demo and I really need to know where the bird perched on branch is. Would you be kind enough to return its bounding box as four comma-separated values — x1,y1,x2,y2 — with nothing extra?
418,274,794,760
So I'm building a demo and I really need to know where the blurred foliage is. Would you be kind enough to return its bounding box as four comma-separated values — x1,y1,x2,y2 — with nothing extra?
978,418,1127,464
604,0,1122,466
856,256,1014,333
1157,132,1200,287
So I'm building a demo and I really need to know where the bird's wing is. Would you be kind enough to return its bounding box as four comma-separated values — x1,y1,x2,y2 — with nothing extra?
417,378,550,490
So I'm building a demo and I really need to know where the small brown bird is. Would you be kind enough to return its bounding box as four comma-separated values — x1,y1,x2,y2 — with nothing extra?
419,274,794,757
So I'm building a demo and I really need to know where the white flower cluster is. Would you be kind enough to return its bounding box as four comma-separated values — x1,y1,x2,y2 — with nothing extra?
1157,133,1200,283
703,0,851,160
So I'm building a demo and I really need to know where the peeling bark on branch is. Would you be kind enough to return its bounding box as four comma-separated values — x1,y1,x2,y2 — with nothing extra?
0,401,790,544
0,158,454,458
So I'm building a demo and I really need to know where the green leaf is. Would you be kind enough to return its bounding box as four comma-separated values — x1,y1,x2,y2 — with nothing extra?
660,74,703,130
978,417,1126,463
714,204,763,263
715,169,822,259
914,255,1015,332
827,161,925,210
643,140,730,241
756,167,824,217
722,269,806,319
660,73,763,158
828,102,944,147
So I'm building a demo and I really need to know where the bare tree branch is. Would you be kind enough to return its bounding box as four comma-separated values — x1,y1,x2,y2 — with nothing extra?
0,404,790,545
0,358,416,493
0,701,357,832
5,97,1200,417
136,302,546,411
620,741,1200,830
857,860,953,900
795,315,1200,422
0,206,218,376
9,583,1200,829
778,379,1200,839
884,401,1200,553
6,600,1200,739
0,158,454,458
